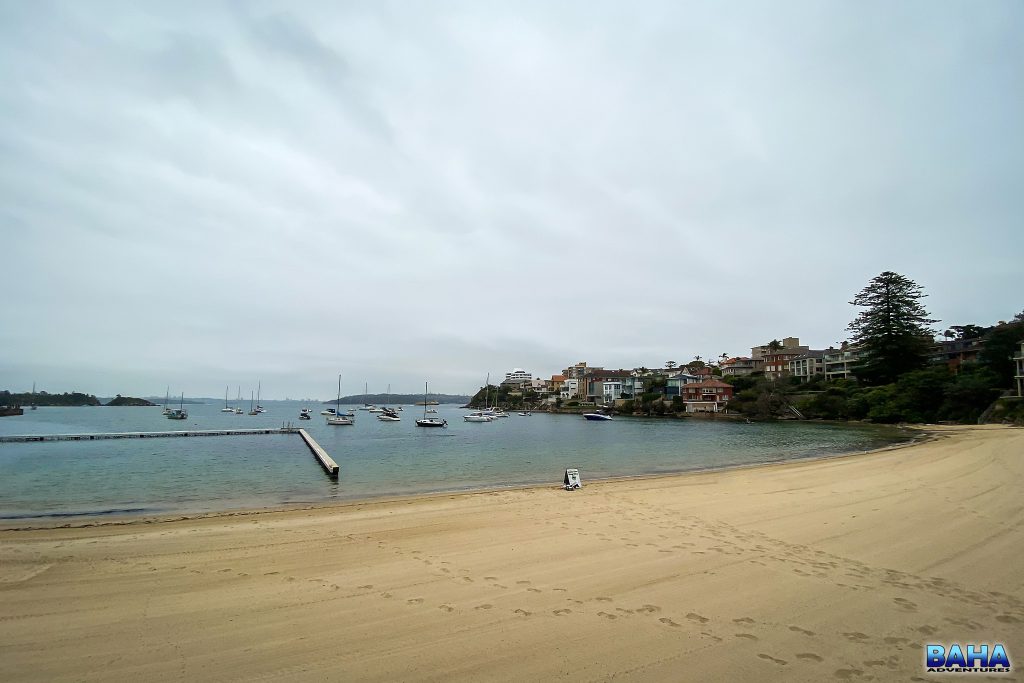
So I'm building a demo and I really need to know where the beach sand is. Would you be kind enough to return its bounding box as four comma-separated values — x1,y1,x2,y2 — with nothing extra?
1,425,1022,681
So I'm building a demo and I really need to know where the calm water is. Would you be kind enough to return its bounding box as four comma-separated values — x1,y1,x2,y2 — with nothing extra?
0,401,910,520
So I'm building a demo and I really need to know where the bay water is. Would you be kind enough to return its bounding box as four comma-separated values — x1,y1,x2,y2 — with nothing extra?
0,401,910,521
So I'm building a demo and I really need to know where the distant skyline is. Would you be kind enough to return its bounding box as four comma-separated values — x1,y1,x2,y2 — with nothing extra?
2,2,1022,400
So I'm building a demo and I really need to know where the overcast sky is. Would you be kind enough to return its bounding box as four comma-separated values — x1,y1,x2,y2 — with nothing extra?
2,1,1021,399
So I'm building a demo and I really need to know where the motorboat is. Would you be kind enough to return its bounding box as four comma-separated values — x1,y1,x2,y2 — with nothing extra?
463,412,493,423
299,408,312,420
426,408,438,414
518,411,532,416
321,408,337,415
377,407,401,422
583,413,612,421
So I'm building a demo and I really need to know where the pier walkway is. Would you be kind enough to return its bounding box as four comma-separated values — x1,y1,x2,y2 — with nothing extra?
0,427,301,443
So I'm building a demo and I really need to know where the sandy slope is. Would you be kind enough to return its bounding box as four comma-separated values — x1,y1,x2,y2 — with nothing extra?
1,425,1022,681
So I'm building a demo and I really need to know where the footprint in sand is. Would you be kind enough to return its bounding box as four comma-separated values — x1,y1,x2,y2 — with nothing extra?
733,617,756,625
484,576,498,581
380,592,393,598
996,614,1021,624
516,580,531,586
597,612,617,620
834,668,865,680
513,609,532,616
686,612,710,624
636,605,661,614
789,625,816,636
475,604,493,610
593,597,613,603
842,632,870,642
893,597,917,612
796,653,823,662
757,654,788,665
552,609,572,616
439,604,455,612
407,598,423,605
735,633,758,640
659,618,681,627
461,577,473,583
358,584,374,589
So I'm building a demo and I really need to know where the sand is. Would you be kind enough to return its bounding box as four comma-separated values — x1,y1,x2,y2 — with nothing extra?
1,425,1022,681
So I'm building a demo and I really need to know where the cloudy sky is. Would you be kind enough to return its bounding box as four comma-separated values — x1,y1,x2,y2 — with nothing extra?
2,1,1021,399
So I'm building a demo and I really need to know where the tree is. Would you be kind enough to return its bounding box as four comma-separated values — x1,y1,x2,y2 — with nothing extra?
978,318,1024,387
847,271,938,385
767,339,782,352
950,324,988,340
665,361,677,370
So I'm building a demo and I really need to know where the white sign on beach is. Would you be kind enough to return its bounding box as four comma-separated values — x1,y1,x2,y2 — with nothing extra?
564,468,581,490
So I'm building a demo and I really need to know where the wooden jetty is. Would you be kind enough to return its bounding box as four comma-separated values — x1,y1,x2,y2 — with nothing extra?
297,429,339,477
0,427,300,443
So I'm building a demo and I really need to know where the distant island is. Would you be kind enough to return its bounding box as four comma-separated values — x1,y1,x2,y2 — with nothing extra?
105,395,157,407
323,393,471,405
0,390,102,407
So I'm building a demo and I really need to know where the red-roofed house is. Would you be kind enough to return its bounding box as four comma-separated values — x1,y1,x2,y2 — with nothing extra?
680,380,734,413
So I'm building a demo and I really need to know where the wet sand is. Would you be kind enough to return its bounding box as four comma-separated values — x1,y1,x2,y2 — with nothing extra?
1,425,1022,681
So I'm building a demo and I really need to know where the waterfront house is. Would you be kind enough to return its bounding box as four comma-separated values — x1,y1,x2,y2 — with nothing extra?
789,350,827,382
664,372,701,397
502,368,533,388
931,337,985,373
585,370,641,404
824,344,862,381
680,380,734,413
752,337,810,380
721,357,758,377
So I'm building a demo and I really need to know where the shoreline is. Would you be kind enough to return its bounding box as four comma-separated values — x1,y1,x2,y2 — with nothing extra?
0,424,928,532
2,424,1021,681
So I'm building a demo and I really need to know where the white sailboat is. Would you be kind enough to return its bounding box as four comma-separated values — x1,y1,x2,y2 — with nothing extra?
464,374,494,422
162,386,172,415
221,386,234,412
326,375,354,425
166,393,188,420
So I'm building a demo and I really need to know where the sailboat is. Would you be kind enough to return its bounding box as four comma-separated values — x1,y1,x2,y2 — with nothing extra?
233,387,244,414
416,382,447,428
162,386,172,415
378,383,400,421
359,382,378,411
30,382,37,410
464,374,494,422
248,390,258,415
254,381,266,413
327,375,355,425
166,393,188,420
220,386,234,412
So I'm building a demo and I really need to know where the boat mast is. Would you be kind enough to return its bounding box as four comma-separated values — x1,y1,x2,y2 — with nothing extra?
337,374,342,412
